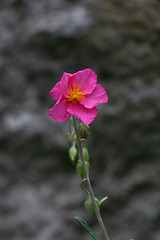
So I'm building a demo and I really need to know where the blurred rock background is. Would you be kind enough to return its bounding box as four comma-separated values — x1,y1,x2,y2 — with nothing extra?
0,0,160,239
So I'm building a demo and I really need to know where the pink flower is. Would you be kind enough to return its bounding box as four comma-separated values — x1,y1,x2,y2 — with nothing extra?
49,68,108,125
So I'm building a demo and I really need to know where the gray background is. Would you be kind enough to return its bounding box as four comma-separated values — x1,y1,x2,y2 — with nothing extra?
0,0,160,240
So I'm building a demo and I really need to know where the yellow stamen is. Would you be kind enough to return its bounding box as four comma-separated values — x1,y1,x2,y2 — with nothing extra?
66,83,86,103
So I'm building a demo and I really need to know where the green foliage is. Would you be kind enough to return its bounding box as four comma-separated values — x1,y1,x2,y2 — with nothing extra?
99,197,108,206
75,217,99,240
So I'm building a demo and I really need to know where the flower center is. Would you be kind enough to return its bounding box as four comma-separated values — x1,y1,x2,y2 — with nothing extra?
66,83,86,103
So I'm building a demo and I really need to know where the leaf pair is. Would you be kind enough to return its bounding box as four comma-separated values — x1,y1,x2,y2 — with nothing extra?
75,216,99,240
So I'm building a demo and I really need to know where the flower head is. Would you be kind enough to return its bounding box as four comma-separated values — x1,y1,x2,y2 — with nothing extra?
49,68,108,125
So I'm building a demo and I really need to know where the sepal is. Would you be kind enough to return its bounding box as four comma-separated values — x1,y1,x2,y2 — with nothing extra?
83,147,89,164
69,145,78,165
76,160,89,179
78,123,90,139
84,196,100,216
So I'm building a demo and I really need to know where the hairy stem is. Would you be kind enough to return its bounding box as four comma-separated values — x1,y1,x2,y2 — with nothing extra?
72,117,110,240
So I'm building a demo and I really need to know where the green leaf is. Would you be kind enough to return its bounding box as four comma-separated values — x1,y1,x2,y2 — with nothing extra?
99,197,108,206
75,216,99,240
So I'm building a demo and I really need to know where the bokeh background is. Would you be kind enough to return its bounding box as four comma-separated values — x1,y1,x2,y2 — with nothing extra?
0,0,160,240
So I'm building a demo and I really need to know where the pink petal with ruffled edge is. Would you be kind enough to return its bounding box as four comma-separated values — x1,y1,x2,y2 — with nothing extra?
49,72,72,100
68,68,97,95
67,102,97,125
81,84,108,109
49,97,70,122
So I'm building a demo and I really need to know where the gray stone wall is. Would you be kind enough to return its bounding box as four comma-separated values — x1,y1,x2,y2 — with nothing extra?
0,1,160,240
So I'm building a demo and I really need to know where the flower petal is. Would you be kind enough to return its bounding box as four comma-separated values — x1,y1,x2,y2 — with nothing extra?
68,68,97,94
67,102,97,125
49,72,72,100
49,97,70,122
81,84,108,109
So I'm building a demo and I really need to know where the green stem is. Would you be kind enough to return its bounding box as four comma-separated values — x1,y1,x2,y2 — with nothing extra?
72,117,110,240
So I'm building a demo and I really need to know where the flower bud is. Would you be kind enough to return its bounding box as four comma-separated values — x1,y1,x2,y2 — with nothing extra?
76,160,89,179
84,196,100,216
66,133,74,146
83,147,89,163
78,123,90,139
69,145,78,165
